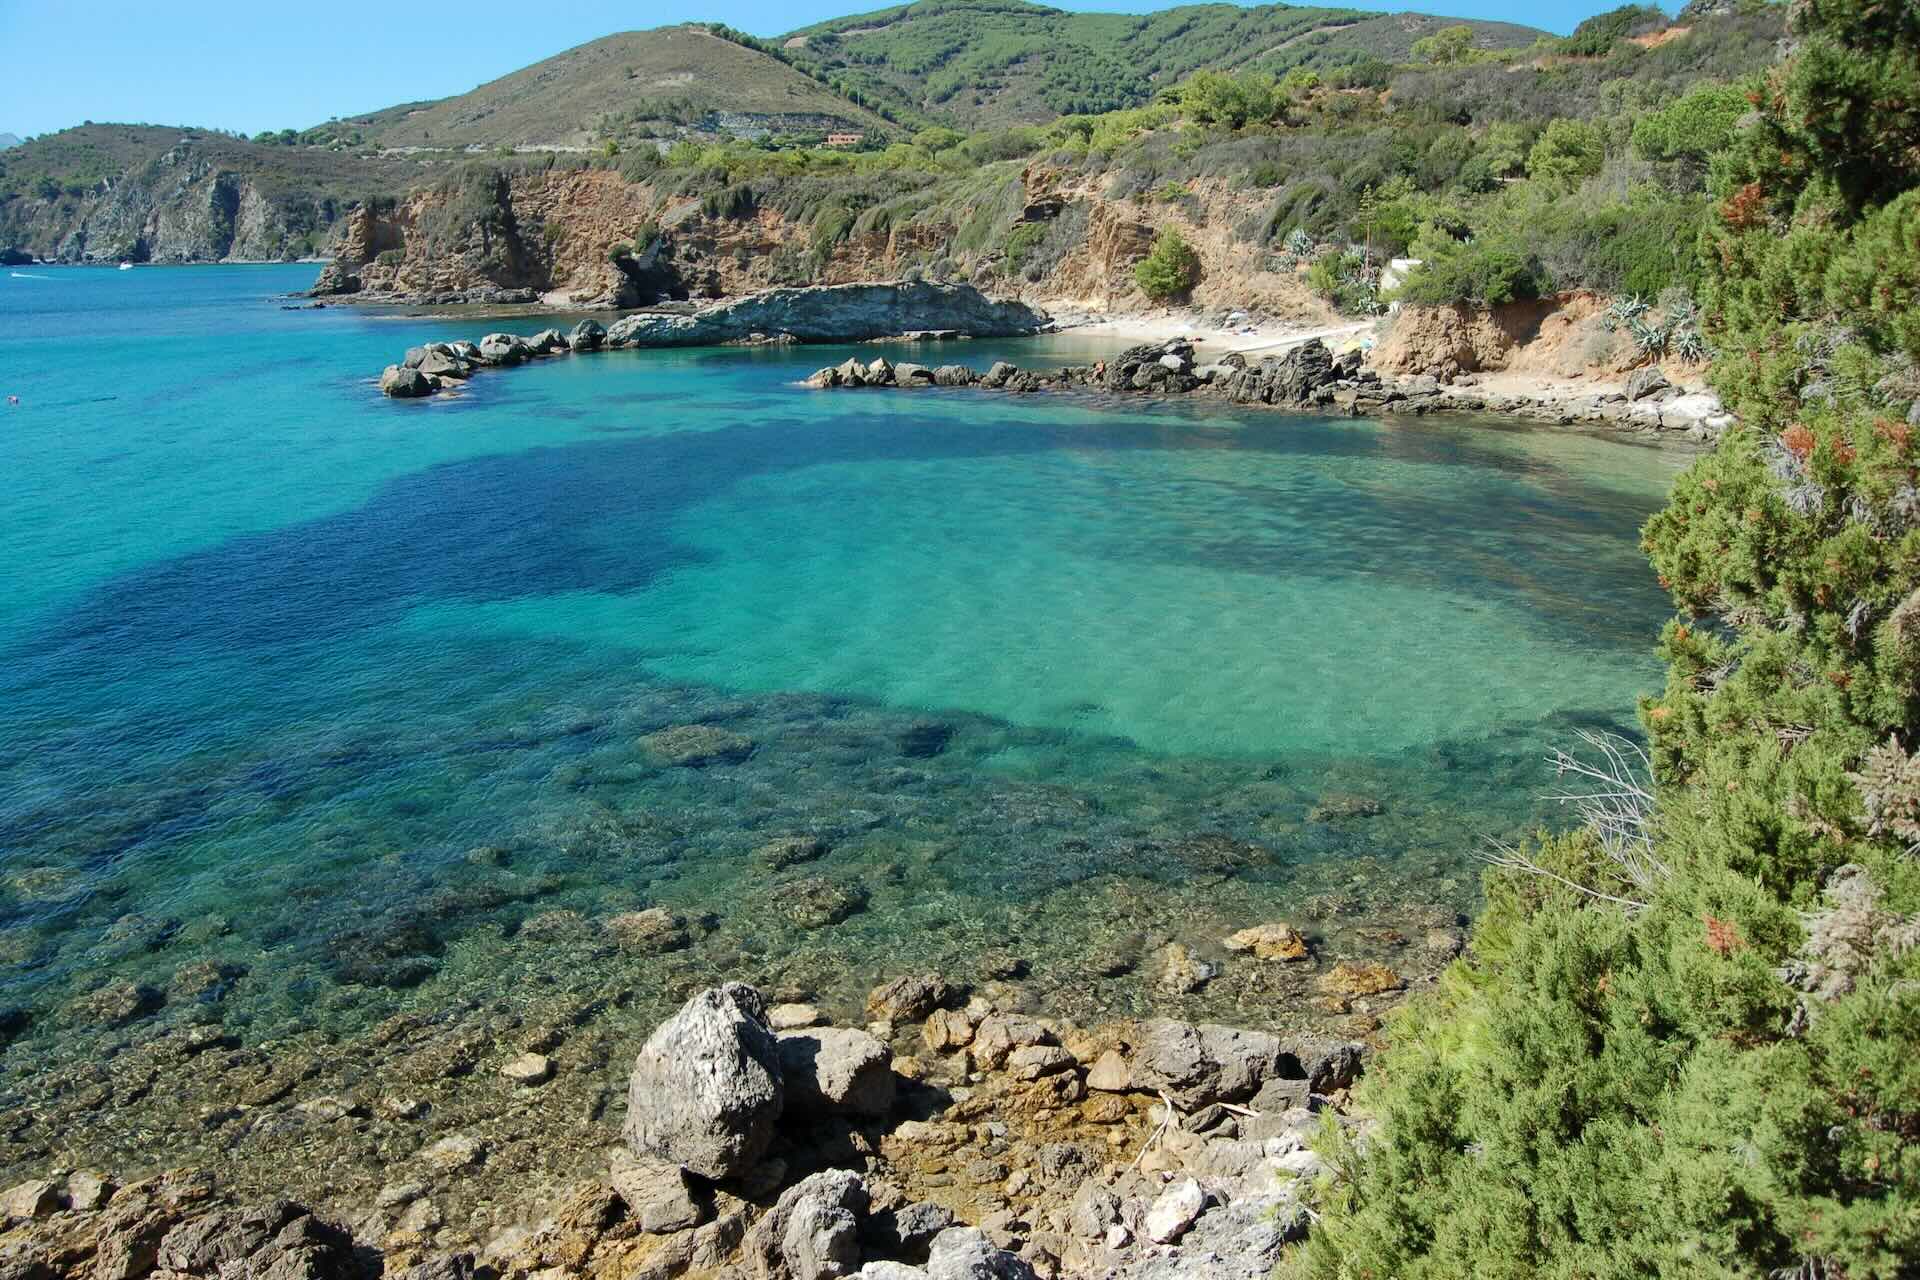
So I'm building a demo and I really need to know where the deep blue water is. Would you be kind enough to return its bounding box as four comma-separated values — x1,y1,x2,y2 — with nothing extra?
0,264,1679,1057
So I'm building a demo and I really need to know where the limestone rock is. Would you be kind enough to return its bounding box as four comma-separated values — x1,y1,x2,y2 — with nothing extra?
745,1169,868,1280
624,983,784,1180
1130,1021,1286,1109
1155,943,1217,994
932,365,975,387
380,364,433,398
1144,1177,1207,1244
601,283,1047,349
862,1200,955,1259
422,1134,486,1170
69,980,161,1027
66,1170,115,1212
894,362,935,385
0,1179,63,1221
1006,1045,1076,1081
640,724,755,767
784,877,869,929
922,1008,976,1053
868,974,952,1023
778,1027,896,1117
1084,1050,1131,1093
1626,366,1672,401
500,1052,553,1085
1316,962,1402,999
568,320,607,351
924,1225,1038,1279
769,1003,826,1031
609,1149,708,1235
1222,923,1308,961
607,907,691,954
756,836,829,871
968,1015,1051,1071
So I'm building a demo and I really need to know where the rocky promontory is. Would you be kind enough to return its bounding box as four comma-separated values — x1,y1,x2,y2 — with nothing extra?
0,974,1368,1279
806,336,1737,437
376,283,1050,397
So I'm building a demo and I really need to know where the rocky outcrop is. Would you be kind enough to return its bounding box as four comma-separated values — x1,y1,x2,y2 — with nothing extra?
375,284,1047,397
601,283,1046,348
808,336,1735,437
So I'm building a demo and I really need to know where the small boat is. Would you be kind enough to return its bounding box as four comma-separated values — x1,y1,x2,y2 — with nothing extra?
118,262,134,271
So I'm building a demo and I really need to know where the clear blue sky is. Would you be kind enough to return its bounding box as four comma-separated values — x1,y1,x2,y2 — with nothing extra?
0,0,1656,140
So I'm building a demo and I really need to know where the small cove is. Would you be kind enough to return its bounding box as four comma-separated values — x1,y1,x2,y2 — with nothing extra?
0,265,1680,1200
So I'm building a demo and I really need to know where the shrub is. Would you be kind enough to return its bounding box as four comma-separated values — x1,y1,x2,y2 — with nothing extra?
1133,227,1200,301
1394,235,1544,306
1410,25,1476,66
1290,3,1920,1276
1561,3,1668,57
1306,248,1383,315
1526,119,1606,188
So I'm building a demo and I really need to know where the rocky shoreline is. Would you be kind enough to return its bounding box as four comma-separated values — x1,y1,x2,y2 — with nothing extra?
804,337,1735,438
376,283,1049,398
0,969,1374,1280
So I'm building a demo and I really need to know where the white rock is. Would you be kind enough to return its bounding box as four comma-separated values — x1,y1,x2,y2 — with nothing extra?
769,1002,825,1031
500,1052,553,1085
1144,1176,1207,1244
1104,1223,1132,1251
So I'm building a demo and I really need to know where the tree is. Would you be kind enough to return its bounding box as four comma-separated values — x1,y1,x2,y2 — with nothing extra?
1526,118,1605,187
1133,228,1200,301
1630,81,1750,164
1410,25,1475,66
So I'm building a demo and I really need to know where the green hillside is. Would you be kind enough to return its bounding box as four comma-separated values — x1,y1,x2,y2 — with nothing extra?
337,26,899,150
778,0,1549,128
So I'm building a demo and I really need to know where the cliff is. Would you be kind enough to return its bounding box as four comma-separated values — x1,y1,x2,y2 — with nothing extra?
310,159,1345,326
0,125,420,263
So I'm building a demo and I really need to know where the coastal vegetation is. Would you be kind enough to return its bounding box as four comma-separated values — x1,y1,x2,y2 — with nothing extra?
1287,1,1920,1274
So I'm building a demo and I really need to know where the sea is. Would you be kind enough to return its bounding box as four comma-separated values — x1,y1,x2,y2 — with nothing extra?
0,263,1681,1198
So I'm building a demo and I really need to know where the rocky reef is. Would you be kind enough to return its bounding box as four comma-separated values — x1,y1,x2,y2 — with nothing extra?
806,337,1736,436
0,972,1367,1279
375,284,1050,397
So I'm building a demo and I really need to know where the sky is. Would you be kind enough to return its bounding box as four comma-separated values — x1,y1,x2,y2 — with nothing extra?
0,0,1658,140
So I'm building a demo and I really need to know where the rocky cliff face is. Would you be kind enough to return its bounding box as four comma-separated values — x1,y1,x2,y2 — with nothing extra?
1,141,347,263
308,161,1345,326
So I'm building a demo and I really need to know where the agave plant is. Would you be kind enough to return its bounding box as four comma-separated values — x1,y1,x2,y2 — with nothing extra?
1673,324,1711,363
1284,226,1315,257
1629,315,1671,357
1603,294,1650,332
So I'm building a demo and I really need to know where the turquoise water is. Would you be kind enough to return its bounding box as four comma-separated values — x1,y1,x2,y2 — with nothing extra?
0,267,1678,1113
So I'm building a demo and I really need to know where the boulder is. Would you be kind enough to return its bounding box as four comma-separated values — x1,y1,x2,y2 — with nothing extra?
623,983,785,1181
932,365,975,387
968,1015,1051,1071
867,975,952,1023
979,362,1018,390
571,283,1047,350
380,365,433,398
866,357,896,386
1222,923,1308,961
568,320,607,352
418,347,471,380
1144,1177,1207,1244
527,328,568,354
0,1179,63,1221
836,359,869,388
1626,366,1672,401
806,367,841,390
609,1149,708,1234
607,907,692,954
862,1201,955,1260
1129,1021,1286,1108
894,362,935,386
777,1027,896,1117
745,1169,868,1280
477,333,529,365
924,1227,1037,1279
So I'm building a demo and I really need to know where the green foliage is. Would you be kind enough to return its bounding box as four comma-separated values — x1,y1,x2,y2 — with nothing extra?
1395,233,1543,306
1292,4,1920,1276
1132,226,1199,301
1307,248,1384,315
1410,25,1476,66
1561,4,1668,57
1526,118,1606,188
1630,80,1751,164
1175,70,1280,129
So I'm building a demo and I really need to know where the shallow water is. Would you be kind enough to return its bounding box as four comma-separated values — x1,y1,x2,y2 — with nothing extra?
0,265,1679,1185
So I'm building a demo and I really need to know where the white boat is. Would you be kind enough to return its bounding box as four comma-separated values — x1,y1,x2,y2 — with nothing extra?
118,262,134,270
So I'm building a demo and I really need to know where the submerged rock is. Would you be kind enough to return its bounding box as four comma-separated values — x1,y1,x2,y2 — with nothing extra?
1222,923,1309,961
623,983,785,1181
640,724,755,767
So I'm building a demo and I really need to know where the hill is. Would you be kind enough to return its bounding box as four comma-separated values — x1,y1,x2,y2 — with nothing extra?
336,26,900,151
0,124,423,261
777,0,1550,129
0,133,21,150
